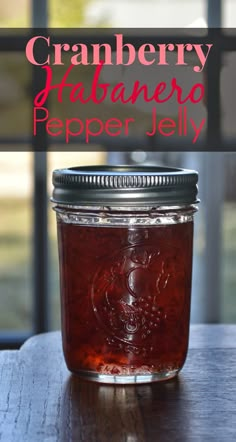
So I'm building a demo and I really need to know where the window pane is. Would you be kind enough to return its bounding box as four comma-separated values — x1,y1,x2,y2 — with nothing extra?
224,0,236,27
49,0,95,27
0,52,31,139
222,153,236,322
183,152,236,324
48,151,106,329
221,52,236,141
0,0,30,27
0,152,32,331
86,0,205,28
48,0,205,28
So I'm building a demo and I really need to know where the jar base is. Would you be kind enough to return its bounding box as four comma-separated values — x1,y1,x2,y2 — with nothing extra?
70,368,179,384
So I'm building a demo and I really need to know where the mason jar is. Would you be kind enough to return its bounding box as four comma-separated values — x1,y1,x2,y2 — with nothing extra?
51,165,199,384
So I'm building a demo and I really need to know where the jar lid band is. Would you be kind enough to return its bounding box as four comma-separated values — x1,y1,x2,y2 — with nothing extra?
52,165,199,206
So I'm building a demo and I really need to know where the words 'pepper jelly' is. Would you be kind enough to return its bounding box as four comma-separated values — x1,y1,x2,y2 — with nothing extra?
52,165,199,384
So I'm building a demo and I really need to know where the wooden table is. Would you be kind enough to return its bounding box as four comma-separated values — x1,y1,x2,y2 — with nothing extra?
0,325,236,442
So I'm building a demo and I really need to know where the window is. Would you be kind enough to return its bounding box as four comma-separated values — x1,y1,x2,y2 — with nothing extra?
0,0,236,348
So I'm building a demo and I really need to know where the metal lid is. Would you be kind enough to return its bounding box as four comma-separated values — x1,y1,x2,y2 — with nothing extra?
52,165,199,206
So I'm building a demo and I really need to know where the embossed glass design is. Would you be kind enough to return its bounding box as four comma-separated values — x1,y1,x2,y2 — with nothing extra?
55,206,195,383
52,165,198,383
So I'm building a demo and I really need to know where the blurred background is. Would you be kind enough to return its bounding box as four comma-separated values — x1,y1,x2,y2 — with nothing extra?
0,0,236,347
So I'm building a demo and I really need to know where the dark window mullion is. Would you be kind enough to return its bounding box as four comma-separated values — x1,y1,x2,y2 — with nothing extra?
32,0,49,333
207,0,222,28
202,0,223,322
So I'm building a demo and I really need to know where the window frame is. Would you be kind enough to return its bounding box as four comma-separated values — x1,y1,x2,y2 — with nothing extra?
0,0,231,347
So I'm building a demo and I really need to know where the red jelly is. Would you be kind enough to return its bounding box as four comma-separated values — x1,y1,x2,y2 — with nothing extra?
52,166,199,383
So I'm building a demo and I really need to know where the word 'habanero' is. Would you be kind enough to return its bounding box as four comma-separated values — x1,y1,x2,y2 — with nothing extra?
33,63,206,143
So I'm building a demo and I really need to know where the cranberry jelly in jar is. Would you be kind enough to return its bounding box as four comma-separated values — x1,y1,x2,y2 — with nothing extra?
52,166,199,384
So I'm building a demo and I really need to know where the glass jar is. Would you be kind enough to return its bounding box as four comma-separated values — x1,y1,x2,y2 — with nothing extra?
52,165,199,384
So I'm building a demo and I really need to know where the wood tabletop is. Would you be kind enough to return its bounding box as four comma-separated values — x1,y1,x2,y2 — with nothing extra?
0,325,236,442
